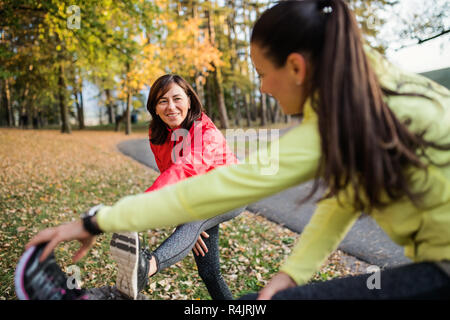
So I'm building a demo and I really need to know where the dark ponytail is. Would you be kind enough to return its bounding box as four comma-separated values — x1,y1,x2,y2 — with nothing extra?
252,0,450,211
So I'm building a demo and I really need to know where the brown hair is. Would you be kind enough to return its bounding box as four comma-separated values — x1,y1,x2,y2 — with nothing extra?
147,74,204,145
251,0,450,211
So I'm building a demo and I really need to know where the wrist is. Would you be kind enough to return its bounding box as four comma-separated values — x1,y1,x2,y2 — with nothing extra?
81,204,104,236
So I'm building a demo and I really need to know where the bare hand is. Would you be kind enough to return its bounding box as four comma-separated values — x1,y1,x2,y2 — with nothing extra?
25,220,96,263
192,231,209,257
257,272,297,300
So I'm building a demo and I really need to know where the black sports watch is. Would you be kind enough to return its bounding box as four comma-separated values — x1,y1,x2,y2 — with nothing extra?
81,204,104,236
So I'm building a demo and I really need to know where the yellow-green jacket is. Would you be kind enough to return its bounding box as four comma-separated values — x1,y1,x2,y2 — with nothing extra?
97,48,450,285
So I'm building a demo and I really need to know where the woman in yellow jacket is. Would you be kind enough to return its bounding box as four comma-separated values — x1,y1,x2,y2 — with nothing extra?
24,0,450,299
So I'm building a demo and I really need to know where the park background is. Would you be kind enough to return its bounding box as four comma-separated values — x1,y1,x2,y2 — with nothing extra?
1,0,449,131
0,0,449,300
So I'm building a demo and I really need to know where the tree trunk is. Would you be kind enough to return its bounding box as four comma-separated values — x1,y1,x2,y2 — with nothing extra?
191,3,206,108
194,75,205,107
114,103,120,131
78,92,85,129
273,100,281,123
243,93,251,127
71,68,85,130
206,6,229,129
19,82,30,129
285,114,291,123
233,85,241,126
58,64,71,134
125,91,132,135
250,91,257,122
244,0,258,123
30,94,39,129
77,75,85,129
73,88,85,130
105,88,114,124
205,76,215,121
266,95,275,123
2,79,14,127
98,107,103,125
227,0,240,127
125,61,132,135
260,93,267,126
212,69,229,129
73,91,83,130
38,111,44,128
115,113,122,132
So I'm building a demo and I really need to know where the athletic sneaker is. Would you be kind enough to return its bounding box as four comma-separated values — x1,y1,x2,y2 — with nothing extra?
15,242,88,300
109,232,151,299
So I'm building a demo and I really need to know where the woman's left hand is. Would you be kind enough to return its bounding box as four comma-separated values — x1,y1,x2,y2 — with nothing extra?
257,272,297,300
193,231,209,257
25,220,96,263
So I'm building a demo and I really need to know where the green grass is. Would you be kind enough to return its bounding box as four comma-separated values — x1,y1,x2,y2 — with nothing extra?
0,130,301,300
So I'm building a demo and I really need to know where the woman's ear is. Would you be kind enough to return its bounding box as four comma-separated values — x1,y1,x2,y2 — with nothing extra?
286,52,307,86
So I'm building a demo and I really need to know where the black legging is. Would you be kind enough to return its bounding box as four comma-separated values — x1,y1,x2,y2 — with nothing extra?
151,208,244,300
239,262,450,300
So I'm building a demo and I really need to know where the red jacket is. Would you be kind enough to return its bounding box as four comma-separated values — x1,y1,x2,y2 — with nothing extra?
145,112,238,192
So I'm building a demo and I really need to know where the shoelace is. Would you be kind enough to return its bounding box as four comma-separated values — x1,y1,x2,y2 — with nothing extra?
141,248,153,261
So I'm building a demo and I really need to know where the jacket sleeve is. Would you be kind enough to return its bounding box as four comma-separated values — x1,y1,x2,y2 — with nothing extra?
279,195,360,285
145,163,197,192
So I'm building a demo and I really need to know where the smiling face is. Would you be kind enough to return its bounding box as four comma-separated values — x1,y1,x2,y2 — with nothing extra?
155,83,191,129
250,43,308,115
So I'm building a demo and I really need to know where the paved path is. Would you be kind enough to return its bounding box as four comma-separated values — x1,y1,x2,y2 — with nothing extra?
117,133,411,269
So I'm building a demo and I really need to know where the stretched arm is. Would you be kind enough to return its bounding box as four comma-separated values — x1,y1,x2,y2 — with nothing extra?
96,120,321,232
26,114,321,262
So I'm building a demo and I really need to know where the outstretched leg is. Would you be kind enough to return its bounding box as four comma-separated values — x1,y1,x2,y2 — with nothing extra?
239,262,450,300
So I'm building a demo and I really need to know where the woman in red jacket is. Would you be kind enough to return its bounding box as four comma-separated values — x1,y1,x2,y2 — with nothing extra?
109,74,243,300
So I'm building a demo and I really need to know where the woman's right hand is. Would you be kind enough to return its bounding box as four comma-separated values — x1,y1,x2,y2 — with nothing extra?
257,272,297,300
192,231,209,256
25,220,97,263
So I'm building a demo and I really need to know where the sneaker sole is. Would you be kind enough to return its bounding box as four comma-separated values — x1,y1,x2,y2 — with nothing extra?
15,245,37,300
110,232,139,300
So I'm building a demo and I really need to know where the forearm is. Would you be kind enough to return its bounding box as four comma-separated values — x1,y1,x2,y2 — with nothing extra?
279,196,360,285
96,121,321,233
96,183,196,232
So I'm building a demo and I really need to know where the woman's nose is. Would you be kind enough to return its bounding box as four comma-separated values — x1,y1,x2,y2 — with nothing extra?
167,99,176,109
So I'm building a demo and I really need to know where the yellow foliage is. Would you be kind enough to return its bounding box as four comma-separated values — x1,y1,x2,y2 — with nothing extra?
117,12,223,99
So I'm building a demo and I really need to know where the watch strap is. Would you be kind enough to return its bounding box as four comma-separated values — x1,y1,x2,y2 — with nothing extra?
82,204,104,235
